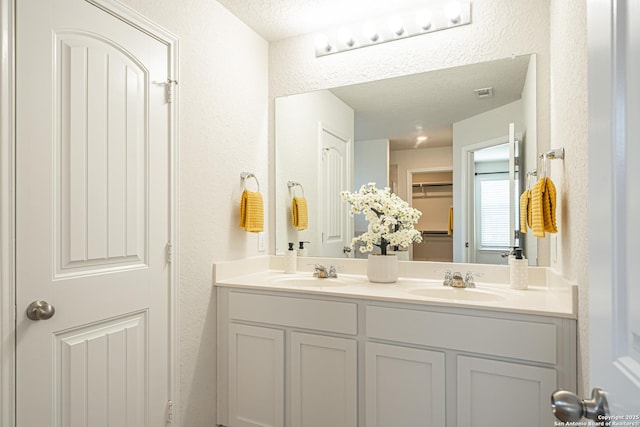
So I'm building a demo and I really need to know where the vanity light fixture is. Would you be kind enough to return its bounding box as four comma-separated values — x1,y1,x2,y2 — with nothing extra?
362,22,379,42
314,33,332,53
445,1,463,24
314,0,472,57
416,9,433,31
338,26,356,47
388,16,405,36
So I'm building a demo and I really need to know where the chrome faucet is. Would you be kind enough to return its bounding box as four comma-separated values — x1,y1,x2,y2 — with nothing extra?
443,270,453,287
444,270,477,288
464,271,477,288
313,264,337,278
451,271,465,288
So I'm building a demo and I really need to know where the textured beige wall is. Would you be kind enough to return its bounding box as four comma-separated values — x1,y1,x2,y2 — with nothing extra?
116,1,269,425
549,0,589,394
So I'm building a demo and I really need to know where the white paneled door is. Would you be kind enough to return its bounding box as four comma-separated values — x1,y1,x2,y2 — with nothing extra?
16,0,174,425
589,0,640,416
320,125,352,257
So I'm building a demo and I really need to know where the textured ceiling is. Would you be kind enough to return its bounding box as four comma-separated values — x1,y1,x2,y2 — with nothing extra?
329,55,531,151
216,0,432,41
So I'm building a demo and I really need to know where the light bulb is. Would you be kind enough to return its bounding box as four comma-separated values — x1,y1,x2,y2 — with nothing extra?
388,16,404,36
446,1,462,24
362,22,379,42
314,33,331,52
416,9,432,31
338,27,355,47
417,135,428,143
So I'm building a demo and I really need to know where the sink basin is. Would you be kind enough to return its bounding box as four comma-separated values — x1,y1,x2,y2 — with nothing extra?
269,275,360,287
409,287,506,302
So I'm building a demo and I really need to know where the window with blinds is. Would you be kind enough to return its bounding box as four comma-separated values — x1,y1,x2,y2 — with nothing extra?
478,177,510,248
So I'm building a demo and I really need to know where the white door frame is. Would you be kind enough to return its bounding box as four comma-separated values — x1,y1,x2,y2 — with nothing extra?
0,1,181,426
406,166,453,261
0,1,16,426
459,136,508,263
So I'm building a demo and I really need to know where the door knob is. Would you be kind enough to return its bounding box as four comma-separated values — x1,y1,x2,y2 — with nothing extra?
26,300,55,321
551,388,609,422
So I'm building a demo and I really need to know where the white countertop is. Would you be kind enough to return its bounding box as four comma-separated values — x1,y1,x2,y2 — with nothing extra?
215,268,577,319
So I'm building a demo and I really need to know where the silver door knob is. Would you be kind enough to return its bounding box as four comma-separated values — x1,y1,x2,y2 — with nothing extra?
551,388,609,422
26,300,55,321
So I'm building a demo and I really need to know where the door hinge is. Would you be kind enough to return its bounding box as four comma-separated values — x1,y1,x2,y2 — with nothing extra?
166,242,173,264
165,79,178,103
167,400,173,423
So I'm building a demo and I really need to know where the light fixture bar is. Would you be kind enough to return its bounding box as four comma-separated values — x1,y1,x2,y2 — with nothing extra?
314,1,472,57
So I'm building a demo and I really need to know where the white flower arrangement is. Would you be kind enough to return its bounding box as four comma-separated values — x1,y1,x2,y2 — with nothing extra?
341,183,423,255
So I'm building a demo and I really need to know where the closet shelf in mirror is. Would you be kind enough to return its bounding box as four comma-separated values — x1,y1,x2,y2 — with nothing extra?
413,193,453,199
412,182,453,187
412,182,453,198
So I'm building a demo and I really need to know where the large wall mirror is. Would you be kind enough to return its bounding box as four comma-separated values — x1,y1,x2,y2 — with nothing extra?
275,54,543,265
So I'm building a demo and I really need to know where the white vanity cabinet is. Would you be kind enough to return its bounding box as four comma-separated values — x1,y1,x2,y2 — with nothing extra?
217,286,576,427
217,289,359,427
291,332,358,427
365,342,446,427
228,323,285,427
456,356,556,427
365,305,573,427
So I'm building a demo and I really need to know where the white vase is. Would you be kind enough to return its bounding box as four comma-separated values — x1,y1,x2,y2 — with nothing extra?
367,254,398,283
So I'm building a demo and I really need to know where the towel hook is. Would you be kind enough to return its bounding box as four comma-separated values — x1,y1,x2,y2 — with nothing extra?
287,180,305,197
241,172,260,192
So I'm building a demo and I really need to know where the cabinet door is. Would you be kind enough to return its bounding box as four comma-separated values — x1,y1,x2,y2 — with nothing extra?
229,323,285,427
457,356,556,427
291,332,357,427
365,342,446,427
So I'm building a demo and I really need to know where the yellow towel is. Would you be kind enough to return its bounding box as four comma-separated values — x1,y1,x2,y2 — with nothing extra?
239,190,264,233
519,189,530,233
292,197,308,231
531,179,546,237
447,207,454,235
530,177,558,238
543,177,558,233
527,190,533,230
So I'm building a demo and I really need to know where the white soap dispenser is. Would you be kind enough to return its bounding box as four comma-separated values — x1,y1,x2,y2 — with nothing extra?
297,241,309,257
509,248,528,290
284,242,297,274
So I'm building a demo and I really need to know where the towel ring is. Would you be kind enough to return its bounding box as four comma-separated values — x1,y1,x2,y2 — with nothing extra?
526,170,537,190
241,172,260,192
287,181,305,197
537,154,549,178
538,147,565,179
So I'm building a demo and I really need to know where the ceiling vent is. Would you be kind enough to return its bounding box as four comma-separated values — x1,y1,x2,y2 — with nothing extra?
474,87,494,98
